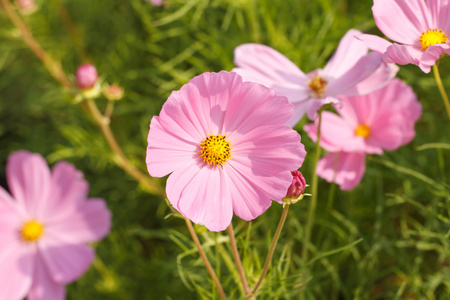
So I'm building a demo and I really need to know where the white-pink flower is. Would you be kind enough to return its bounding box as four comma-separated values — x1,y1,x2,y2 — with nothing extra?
359,0,450,73
0,151,111,300
146,71,306,231
304,78,422,190
233,29,397,125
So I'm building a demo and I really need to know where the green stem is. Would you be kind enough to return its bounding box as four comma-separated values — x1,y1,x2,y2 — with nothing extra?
301,110,323,265
432,64,450,120
186,219,227,300
251,204,290,296
227,224,252,298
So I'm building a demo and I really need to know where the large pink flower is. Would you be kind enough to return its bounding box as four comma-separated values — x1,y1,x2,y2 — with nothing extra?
0,151,111,300
304,79,421,190
146,71,306,231
359,0,450,73
233,29,397,125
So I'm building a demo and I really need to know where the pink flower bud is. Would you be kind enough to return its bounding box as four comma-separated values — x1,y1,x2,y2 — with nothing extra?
147,0,164,6
16,0,37,14
283,170,307,204
76,64,98,90
103,84,124,101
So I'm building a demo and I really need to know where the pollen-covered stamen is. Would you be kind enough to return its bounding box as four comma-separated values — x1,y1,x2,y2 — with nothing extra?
355,124,371,138
200,134,232,166
308,75,327,98
21,220,44,242
419,29,447,51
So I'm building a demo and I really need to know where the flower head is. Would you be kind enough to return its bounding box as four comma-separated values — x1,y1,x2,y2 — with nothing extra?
76,63,98,90
359,0,450,73
146,71,306,231
0,151,112,300
233,29,397,125
304,78,421,190
282,170,307,205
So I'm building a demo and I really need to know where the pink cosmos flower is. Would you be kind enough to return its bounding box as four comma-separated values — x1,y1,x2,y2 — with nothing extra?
146,71,306,231
233,29,397,125
304,78,421,190
0,151,111,300
359,0,450,73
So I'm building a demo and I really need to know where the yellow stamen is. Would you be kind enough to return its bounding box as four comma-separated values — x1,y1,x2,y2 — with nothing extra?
419,29,447,51
21,220,44,242
355,124,371,138
199,134,232,166
308,75,327,98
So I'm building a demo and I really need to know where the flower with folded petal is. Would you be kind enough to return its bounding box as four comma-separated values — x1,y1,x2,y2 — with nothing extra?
233,29,397,125
0,151,112,300
304,78,421,190
359,0,450,73
146,71,306,231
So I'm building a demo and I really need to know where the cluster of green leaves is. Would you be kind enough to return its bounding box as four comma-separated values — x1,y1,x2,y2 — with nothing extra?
0,0,449,299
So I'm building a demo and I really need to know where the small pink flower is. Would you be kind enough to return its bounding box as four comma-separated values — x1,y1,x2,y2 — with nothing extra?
146,0,163,6
283,170,307,204
0,151,111,300
233,29,397,125
76,64,98,90
359,0,450,73
146,71,306,231
304,78,421,190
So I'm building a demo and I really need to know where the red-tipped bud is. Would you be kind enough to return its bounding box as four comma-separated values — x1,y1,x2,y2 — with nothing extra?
283,170,307,205
103,84,124,101
76,64,98,90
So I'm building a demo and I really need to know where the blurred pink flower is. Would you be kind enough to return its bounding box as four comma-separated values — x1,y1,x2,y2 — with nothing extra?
304,78,421,190
359,0,450,73
146,71,306,231
0,151,111,300
146,0,163,6
233,29,397,125
75,63,98,90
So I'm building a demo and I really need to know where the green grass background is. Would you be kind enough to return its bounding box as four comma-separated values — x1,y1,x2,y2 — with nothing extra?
1,0,450,299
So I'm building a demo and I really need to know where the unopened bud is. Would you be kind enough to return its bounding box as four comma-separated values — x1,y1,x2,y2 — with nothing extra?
16,0,37,14
103,84,124,101
76,64,98,90
283,170,307,205
147,0,164,6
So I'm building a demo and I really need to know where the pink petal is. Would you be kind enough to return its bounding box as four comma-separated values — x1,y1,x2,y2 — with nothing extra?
166,162,233,232
343,62,398,96
372,0,427,44
384,43,422,66
27,254,65,300
419,44,450,73
233,43,310,104
45,198,111,244
316,152,366,191
147,115,198,178
39,238,95,284
437,0,450,33
326,52,383,96
40,161,89,221
6,150,51,216
0,242,34,300
357,34,393,54
323,29,369,78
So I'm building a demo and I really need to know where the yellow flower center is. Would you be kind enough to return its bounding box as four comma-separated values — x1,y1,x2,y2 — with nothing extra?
419,29,447,51
199,134,232,166
308,75,327,98
355,124,371,138
21,220,44,242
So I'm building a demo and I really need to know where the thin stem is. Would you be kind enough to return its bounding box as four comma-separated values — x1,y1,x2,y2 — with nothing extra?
301,110,323,265
433,64,450,120
227,224,251,297
252,204,290,295
185,219,227,300
85,99,164,196
1,0,73,88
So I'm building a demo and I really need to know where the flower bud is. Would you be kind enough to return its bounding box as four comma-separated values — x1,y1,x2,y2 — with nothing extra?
147,0,164,6
76,64,98,90
283,170,307,205
103,84,124,101
16,0,37,14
